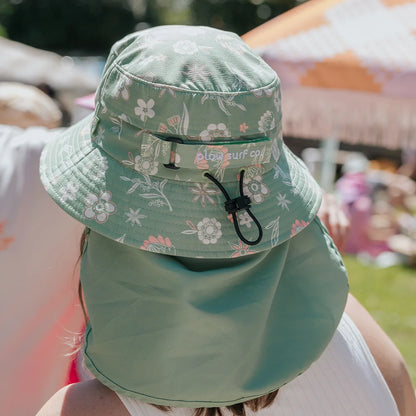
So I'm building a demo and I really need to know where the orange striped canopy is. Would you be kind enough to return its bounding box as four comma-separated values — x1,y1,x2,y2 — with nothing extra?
243,0,416,149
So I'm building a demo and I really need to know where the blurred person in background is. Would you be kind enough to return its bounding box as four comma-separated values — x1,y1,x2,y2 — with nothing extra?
0,82,63,129
336,153,373,255
0,81,84,416
337,151,416,265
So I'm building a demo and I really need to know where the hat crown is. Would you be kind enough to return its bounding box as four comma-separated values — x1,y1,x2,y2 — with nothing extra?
105,26,276,94
93,26,282,141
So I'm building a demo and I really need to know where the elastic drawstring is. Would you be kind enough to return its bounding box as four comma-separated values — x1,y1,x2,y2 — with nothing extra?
204,170,263,246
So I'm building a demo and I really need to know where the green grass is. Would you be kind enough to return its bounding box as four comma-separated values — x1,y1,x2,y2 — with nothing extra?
343,255,416,386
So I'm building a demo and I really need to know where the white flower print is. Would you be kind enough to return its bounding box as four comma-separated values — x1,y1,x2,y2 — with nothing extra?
83,191,117,224
200,123,230,142
227,211,253,229
238,211,253,228
59,182,79,202
173,40,199,55
258,110,276,133
133,155,159,175
276,193,291,210
125,208,146,226
134,99,155,122
197,218,222,244
123,153,159,176
182,63,211,83
243,175,269,204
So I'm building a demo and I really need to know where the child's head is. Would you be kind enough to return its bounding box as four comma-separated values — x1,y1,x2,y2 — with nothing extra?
40,25,348,408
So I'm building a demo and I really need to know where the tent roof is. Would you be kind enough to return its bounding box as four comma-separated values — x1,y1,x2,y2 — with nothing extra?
243,0,416,148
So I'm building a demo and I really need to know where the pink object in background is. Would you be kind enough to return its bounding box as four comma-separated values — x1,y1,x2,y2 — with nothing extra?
75,93,95,110
337,172,372,254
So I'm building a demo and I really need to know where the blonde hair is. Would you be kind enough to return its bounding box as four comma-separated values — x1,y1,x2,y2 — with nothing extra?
0,82,62,128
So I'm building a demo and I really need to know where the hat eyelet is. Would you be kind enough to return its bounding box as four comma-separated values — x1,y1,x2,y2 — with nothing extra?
202,170,211,179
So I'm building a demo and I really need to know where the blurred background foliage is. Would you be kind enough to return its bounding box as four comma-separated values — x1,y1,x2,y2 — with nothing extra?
0,0,307,54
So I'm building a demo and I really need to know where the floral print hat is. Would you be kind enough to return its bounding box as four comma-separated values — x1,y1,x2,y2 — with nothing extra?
39,26,349,406
40,25,323,258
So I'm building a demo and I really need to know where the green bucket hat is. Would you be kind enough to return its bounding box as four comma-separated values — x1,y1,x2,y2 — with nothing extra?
39,25,349,406
40,25,323,258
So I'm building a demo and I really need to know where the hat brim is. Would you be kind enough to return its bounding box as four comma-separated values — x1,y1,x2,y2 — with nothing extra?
40,114,322,258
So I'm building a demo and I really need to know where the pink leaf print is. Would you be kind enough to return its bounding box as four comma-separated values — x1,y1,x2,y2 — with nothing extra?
290,219,309,237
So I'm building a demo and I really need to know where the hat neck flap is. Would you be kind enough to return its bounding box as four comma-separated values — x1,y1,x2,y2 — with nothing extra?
81,223,348,406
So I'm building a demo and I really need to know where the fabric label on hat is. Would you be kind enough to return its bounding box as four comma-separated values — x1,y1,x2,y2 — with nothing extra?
139,132,272,171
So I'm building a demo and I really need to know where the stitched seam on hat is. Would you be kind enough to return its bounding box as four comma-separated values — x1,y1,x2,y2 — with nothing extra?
96,62,119,115
49,146,96,180
114,63,279,97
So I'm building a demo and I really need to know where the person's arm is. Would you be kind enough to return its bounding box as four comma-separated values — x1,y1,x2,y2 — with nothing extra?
317,191,350,251
345,293,416,416
36,379,128,416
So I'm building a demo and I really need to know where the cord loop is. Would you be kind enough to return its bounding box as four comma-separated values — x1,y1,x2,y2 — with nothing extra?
204,170,263,246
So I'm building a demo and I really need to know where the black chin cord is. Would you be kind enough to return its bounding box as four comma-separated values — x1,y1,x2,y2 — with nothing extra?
204,170,263,246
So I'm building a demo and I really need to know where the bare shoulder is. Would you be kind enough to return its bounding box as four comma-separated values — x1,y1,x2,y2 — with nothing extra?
345,293,416,416
36,379,129,416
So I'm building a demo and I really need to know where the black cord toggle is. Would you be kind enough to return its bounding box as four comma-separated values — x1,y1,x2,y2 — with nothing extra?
224,195,251,213
204,170,263,246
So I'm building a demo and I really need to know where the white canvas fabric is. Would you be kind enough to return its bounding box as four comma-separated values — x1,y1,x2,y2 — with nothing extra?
116,313,399,416
0,125,84,416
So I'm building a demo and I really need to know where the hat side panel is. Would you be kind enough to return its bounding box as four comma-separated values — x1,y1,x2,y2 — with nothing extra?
96,65,281,141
